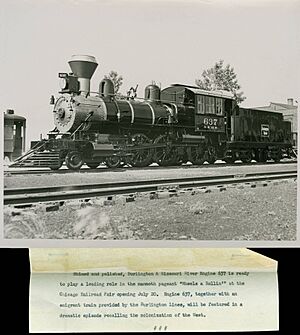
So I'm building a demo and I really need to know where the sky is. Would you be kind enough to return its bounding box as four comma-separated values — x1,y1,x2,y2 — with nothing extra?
1,0,299,146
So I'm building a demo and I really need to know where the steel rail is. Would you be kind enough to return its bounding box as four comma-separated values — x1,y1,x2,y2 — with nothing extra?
4,171,297,205
4,170,296,196
4,160,297,176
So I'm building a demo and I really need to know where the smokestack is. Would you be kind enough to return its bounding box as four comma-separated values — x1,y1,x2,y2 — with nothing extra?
287,98,294,106
68,55,98,93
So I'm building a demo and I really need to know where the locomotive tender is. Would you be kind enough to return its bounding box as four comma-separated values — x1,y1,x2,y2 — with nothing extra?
14,55,292,170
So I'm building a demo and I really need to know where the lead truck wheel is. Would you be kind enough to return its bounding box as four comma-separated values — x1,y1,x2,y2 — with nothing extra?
65,151,84,170
50,161,63,170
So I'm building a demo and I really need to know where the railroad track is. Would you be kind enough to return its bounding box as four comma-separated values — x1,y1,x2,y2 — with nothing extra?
4,170,297,205
4,159,297,176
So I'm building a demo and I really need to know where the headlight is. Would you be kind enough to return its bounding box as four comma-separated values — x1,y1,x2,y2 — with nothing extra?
59,78,68,90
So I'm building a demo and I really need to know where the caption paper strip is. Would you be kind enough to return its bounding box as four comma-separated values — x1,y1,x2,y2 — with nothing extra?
30,248,278,332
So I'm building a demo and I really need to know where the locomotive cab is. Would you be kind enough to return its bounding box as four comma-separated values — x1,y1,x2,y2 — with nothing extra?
161,84,235,138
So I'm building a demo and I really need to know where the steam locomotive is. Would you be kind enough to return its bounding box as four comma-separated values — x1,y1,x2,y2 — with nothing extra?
14,55,293,170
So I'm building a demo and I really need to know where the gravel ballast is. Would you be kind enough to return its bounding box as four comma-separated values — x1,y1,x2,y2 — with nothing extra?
4,178,297,241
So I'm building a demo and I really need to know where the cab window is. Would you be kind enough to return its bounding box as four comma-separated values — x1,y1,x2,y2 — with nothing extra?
206,96,215,114
216,97,224,115
196,95,205,114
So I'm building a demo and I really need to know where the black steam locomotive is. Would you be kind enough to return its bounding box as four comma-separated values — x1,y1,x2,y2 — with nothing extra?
14,55,293,170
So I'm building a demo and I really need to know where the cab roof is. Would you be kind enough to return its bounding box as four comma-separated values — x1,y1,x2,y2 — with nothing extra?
171,84,235,100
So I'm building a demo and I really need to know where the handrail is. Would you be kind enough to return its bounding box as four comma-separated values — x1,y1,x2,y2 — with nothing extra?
12,140,47,164
70,111,94,139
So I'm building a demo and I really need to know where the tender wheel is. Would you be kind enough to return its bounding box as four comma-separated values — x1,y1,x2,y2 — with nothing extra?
224,151,236,164
255,149,268,163
106,156,122,168
65,151,83,170
130,133,153,167
153,135,177,166
272,151,282,163
189,146,205,165
86,162,100,169
174,157,183,166
224,157,235,164
241,151,252,164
